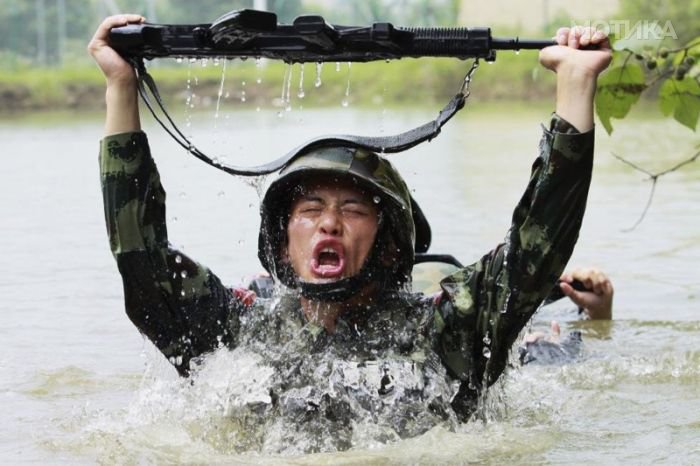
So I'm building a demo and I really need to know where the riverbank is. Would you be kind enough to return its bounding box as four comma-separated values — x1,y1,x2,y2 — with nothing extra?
0,54,558,113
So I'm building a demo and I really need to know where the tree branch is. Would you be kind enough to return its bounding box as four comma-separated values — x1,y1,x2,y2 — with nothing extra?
612,148,700,231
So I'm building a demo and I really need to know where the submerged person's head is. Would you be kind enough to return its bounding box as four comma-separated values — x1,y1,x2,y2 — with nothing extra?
258,146,428,303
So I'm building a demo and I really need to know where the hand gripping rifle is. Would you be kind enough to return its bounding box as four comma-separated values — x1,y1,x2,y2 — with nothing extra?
109,9,557,178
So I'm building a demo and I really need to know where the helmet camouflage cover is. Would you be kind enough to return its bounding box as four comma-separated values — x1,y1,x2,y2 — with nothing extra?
258,145,430,290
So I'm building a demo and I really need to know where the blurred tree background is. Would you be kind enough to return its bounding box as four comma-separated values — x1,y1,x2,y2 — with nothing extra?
0,0,696,119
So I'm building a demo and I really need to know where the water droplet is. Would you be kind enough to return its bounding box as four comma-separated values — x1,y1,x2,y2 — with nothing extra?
241,91,247,102
171,216,178,222
482,347,491,359
217,190,226,198
255,57,262,67
180,270,188,278
180,289,186,296
224,91,230,98
277,111,284,118
515,50,521,55
482,334,491,345
256,106,261,112
175,255,182,264
201,58,209,67
176,57,183,63
256,77,262,84
341,98,349,107
242,81,246,87
336,62,341,72
237,239,244,246
214,57,220,66
373,195,381,204
189,57,196,63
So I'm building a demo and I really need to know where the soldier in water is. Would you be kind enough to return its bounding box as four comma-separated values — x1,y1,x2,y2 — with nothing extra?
89,15,612,452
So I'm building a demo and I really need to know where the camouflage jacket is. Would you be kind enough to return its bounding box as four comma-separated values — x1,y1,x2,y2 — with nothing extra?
99,115,593,429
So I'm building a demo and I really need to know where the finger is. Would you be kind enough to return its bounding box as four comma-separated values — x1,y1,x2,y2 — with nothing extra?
580,28,592,47
549,320,561,343
569,26,581,48
550,320,560,337
555,27,570,46
524,331,546,344
560,282,588,307
93,14,144,43
605,280,614,296
591,30,612,50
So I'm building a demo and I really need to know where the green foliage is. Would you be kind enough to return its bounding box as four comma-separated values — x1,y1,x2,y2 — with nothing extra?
595,64,647,134
659,77,700,130
596,37,700,133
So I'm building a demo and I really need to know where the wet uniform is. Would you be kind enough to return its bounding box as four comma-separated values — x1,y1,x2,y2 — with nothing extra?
99,115,593,452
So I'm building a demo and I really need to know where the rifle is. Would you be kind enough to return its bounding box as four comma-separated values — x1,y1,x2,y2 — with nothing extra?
109,9,560,178
109,9,556,63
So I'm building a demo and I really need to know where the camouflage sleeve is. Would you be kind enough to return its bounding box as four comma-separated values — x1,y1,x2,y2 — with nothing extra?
99,132,241,376
435,114,594,392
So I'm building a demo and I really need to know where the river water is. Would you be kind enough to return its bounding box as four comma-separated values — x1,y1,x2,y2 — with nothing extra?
1,98,699,464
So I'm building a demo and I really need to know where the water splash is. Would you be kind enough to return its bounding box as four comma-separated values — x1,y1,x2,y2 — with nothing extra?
314,62,323,87
213,59,227,125
297,64,306,99
341,62,352,107
242,175,268,199
184,60,195,140
285,66,293,112
279,63,293,115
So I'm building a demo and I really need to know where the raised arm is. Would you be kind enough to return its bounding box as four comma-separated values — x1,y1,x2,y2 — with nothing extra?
88,15,143,135
90,17,242,376
436,27,611,416
542,26,613,132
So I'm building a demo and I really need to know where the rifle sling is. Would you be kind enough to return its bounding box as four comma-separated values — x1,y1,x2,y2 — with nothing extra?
132,58,476,176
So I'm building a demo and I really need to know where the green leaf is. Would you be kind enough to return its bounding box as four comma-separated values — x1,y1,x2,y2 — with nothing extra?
595,63,647,134
659,77,700,131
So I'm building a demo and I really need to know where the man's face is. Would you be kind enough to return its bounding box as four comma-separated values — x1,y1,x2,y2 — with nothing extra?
286,179,379,284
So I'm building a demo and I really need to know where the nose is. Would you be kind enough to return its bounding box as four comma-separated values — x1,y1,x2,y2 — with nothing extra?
318,208,342,236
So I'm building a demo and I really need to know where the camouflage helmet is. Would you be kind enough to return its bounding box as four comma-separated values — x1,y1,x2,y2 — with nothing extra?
258,145,431,290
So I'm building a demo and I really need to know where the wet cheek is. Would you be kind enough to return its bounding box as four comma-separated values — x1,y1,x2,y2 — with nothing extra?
287,219,314,266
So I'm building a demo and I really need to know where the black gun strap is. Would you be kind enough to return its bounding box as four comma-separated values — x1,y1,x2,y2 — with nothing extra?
133,58,477,176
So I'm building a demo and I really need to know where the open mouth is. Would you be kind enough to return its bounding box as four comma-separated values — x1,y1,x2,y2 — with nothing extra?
310,241,346,278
